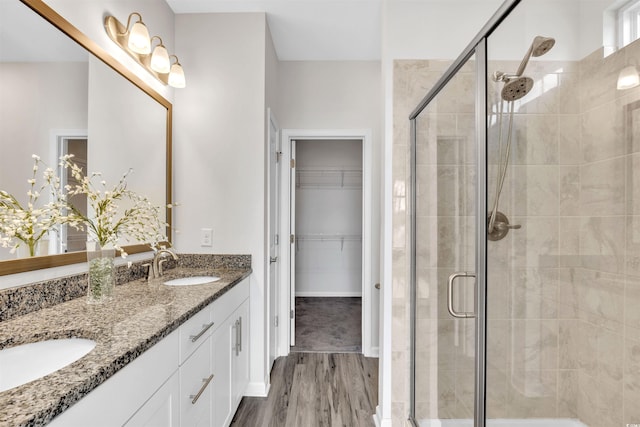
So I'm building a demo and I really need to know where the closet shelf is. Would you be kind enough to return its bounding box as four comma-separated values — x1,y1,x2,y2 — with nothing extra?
295,234,362,251
295,168,362,189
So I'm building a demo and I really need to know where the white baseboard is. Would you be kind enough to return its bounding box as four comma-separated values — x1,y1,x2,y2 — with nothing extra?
374,406,392,427
295,291,362,297
244,381,270,397
365,346,379,358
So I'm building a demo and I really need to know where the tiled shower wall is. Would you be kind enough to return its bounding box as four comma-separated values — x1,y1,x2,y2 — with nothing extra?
392,37,640,426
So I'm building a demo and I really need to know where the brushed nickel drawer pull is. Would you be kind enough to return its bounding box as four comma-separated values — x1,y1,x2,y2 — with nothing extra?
189,374,214,404
189,322,214,342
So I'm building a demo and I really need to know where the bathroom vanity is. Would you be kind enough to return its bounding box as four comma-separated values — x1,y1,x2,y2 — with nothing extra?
0,257,251,426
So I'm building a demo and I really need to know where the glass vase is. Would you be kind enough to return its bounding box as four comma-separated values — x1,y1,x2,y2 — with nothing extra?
87,244,115,304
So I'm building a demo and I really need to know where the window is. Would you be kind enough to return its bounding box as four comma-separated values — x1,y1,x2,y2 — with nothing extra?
619,0,640,48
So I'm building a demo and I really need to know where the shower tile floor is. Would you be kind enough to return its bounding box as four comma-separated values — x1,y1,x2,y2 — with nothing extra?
290,297,362,353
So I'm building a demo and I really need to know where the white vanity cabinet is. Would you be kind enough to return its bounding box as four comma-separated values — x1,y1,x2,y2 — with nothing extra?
48,277,250,427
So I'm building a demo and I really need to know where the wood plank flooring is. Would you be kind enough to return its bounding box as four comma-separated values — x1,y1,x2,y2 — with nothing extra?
291,297,362,353
230,353,378,427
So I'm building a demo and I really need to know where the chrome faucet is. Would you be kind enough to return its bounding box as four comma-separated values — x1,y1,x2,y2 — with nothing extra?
149,248,178,279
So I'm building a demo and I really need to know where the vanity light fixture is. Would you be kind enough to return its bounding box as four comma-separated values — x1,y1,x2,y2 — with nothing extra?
168,55,186,88
105,13,185,88
617,64,640,90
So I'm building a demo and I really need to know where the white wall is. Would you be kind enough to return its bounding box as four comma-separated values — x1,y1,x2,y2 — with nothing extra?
173,12,270,395
277,60,382,349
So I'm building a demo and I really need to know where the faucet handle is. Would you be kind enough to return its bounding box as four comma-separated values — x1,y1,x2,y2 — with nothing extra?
141,263,153,281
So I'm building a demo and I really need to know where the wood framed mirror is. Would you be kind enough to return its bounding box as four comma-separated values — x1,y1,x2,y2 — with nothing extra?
0,0,172,276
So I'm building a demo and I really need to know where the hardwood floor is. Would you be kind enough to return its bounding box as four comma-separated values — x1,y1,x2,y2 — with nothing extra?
230,353,378,427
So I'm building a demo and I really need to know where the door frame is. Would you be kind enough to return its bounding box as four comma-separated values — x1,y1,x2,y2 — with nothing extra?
266,109,280,373
278,128,374,357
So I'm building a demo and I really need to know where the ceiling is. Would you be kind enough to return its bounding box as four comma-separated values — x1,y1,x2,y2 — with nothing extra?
165,0,383,61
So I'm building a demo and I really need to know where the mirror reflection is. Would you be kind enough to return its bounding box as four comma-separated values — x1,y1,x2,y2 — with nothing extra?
0,0,168,261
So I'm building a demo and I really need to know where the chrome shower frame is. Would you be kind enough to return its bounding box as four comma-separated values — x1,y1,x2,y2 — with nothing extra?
408,1,522,426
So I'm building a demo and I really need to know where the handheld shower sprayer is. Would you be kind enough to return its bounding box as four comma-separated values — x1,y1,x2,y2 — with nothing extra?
488,36,555,240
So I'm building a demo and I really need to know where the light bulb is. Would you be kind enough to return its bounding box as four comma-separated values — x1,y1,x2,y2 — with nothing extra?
168,62,186,88
128,20,150,54
151,44,170,73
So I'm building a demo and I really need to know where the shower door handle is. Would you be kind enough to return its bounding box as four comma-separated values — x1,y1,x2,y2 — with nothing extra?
447,272,476,319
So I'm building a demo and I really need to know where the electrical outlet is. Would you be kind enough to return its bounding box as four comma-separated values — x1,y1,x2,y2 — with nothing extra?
201,228,213,247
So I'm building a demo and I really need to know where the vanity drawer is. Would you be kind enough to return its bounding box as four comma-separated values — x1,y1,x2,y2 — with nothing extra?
179,306,214,365
211,278,249,326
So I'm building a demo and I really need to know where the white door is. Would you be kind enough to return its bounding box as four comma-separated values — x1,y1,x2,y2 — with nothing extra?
267,110,280,369
289,140,297,346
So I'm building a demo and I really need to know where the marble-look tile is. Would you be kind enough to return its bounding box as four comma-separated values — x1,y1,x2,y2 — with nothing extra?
557,268,579,319
581,99,625,163
580,157,626,216
506,370,557,418
624,336,640,421
485,368,508,419
558,114,581,165
510,217,559,268
559,319,580,369
626,216,640,277
626,284,640,331
598,328,624,385
575,268,625,332
487,319,509,371
510,319,558,372
579,216,626,274
559,166,580,216
578,370,624,427
510,268,558,319
578,46,621,112
510,114,559,166
628,153,640,215
558,370,579,418
509,166,559,216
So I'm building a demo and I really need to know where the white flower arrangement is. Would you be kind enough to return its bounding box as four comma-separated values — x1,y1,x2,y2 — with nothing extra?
0,155,69,256
60,155,169,257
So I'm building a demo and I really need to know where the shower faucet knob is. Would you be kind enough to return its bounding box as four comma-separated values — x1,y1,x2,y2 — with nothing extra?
487,211,521,241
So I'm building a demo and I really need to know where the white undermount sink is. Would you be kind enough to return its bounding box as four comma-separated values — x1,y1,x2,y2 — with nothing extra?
163,276,221,286
0,338,96,392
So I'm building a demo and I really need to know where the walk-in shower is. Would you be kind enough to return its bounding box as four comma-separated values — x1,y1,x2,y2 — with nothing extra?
407,0,640,426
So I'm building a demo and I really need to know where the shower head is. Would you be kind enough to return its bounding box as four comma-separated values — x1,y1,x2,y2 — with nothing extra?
501,76,534,101
515,35,556,76
531,36,555,57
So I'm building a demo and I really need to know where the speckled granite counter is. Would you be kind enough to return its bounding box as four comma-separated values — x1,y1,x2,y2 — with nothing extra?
0,264,251,426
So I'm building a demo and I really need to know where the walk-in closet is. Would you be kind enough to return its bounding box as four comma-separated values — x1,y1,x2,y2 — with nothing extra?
292,139,363,352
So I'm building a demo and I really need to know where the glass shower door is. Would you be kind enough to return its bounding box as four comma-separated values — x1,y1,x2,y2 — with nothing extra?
411,52,481,426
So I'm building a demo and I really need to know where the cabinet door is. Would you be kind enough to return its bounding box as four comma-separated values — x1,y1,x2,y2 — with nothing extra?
211,317,233,427
180,339,213,427
232,299,250,407
124,371,180,427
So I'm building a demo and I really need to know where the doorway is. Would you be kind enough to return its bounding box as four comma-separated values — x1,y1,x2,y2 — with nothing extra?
291,139,363,352
278,129,374,358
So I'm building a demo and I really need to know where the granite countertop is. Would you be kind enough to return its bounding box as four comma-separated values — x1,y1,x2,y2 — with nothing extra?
0,266,251,427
